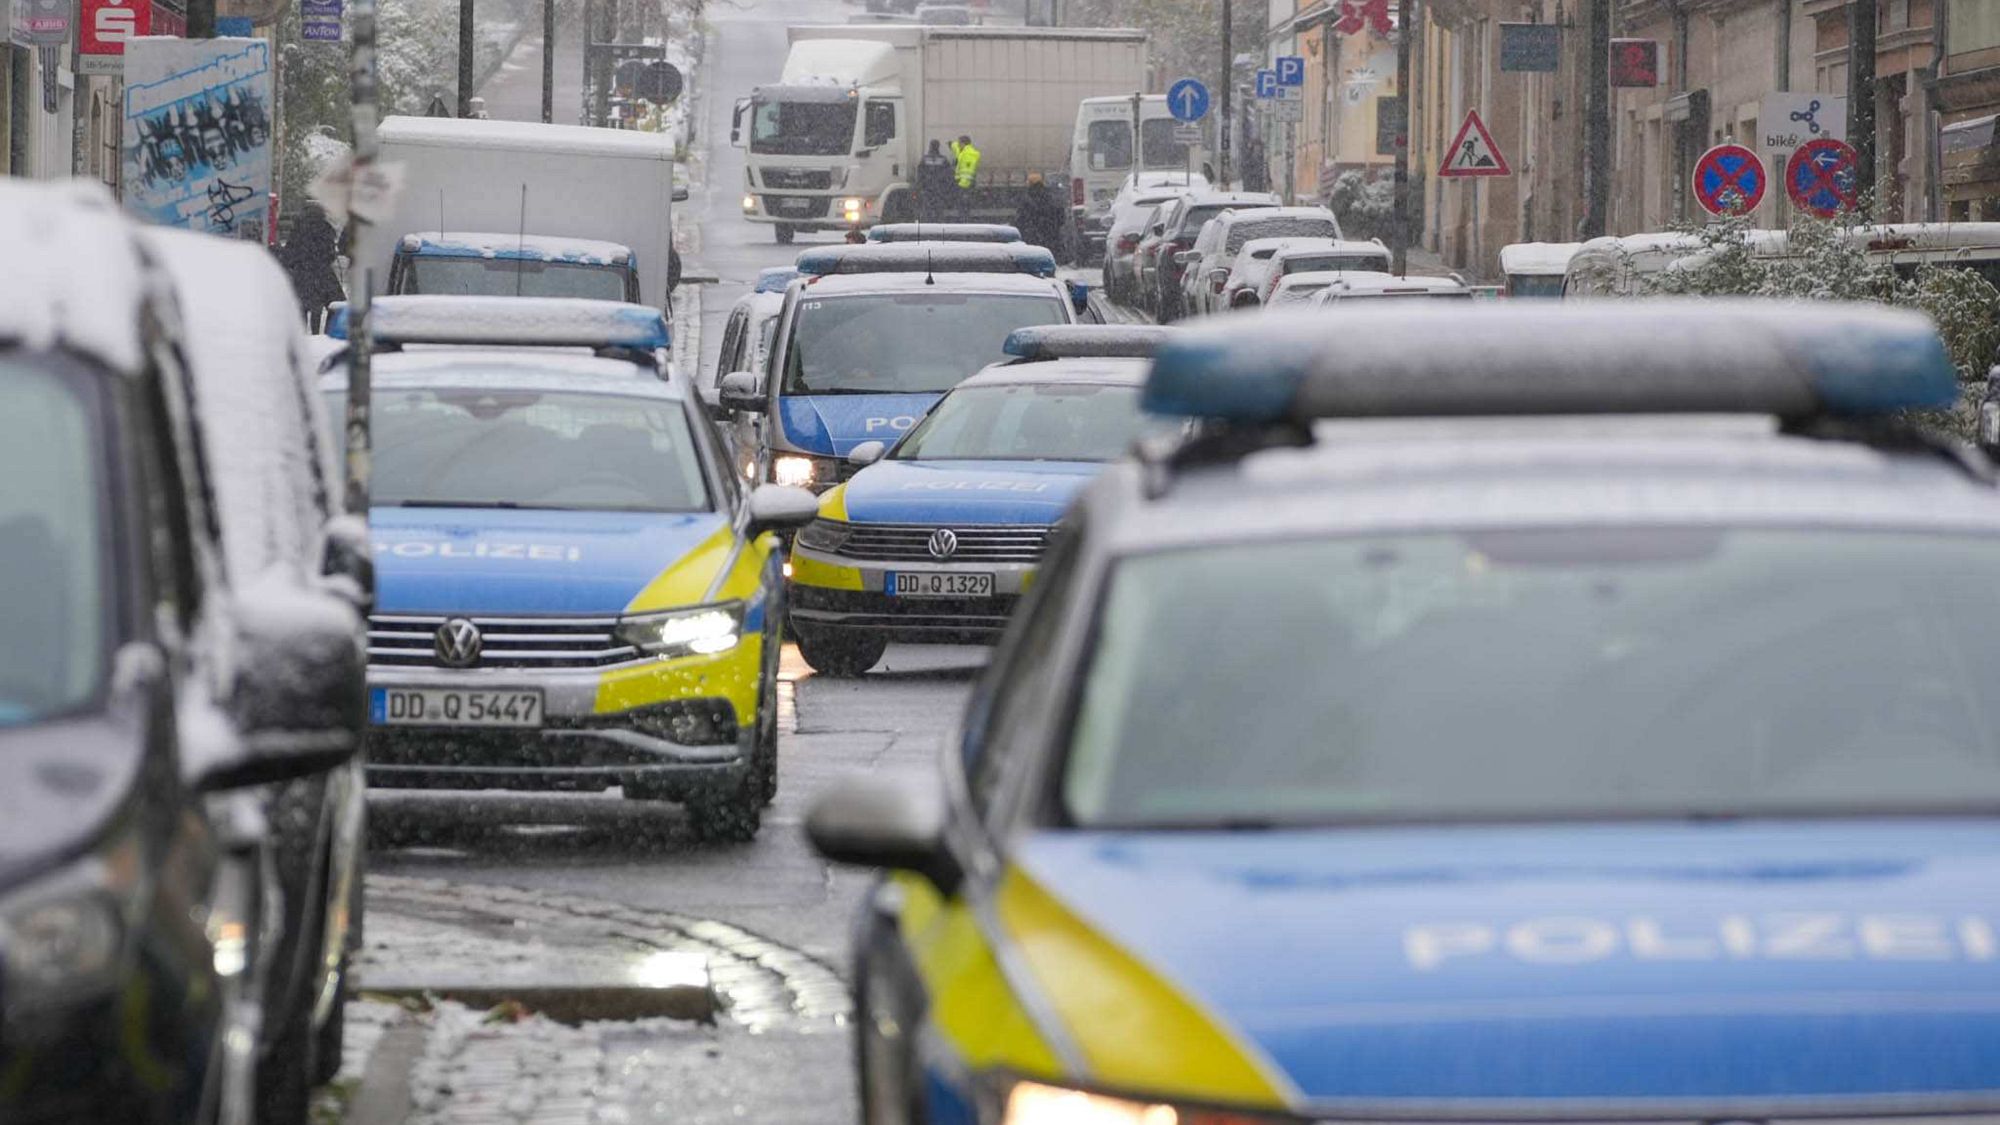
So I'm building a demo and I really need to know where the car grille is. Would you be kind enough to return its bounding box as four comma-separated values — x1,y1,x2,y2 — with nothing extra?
761,168,833,190
763,194,830,219
838,524,1049,564
368,614,640,669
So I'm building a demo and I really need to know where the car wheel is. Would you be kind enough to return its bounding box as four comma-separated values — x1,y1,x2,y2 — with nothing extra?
793,625,887,678
685,770,763,843
775,224,796,245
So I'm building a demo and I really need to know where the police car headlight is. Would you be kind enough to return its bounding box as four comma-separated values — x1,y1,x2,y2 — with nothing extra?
997,1079,1296,1125
617,602,744,658
773,455,822,488
794,518,853,554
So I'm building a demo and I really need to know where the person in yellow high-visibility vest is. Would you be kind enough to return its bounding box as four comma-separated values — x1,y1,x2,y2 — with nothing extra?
949,134,981,219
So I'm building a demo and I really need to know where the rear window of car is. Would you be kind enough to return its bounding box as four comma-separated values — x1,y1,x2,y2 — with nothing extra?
0,358,107,724
1063,527,2000,827
1226,217,1339,254
1284,253,1390,274
1175,202,1270,238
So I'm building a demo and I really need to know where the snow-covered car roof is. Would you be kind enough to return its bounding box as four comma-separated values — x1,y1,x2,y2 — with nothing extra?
322,350,686,401
796,271,1068,299
754,267,800,293
379,115,674,162
1311,273,1471,302
1268,239,1390,263
1499,241,1582,275
329,295,670,351
0,179,153,375
961,355,1150,388
1119,171,1209,196
396,231,635,266
1266,271,1341,307
797,241,1057,278
1002,324,1168,361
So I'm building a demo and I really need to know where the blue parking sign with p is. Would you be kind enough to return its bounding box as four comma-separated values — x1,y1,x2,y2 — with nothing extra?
1255,70,1278,99
1277,56,1306,86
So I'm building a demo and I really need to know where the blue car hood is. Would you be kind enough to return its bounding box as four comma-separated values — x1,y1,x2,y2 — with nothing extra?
843,459,1098,524
370,507,726,615
778,394,941,457
1015,821,2000,1105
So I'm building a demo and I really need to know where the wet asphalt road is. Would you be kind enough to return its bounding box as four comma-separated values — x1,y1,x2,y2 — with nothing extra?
364,1,987,1116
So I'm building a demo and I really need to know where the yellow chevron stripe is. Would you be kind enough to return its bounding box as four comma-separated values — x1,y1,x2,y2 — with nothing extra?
623,524,737,613
896,872,1065,1076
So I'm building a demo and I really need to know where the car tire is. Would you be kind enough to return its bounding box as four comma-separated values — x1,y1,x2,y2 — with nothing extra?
775,224,796,245
794,626,887,678
685,769,763,843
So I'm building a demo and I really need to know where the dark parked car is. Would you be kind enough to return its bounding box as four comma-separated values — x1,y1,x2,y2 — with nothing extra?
0,182,364,1125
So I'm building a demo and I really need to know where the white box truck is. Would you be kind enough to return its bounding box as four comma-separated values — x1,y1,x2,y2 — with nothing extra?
357,116,681,311
1069,93,1203,264
731,25,1146,243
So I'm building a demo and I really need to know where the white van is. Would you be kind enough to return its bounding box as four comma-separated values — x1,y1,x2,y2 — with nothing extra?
1069,94,1201,264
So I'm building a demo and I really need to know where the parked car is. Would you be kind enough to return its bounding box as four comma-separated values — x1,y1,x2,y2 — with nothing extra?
711,268,796,477
0,180,363,1125
1242,238,1394,306
1264,269,1344,308
1100,172,1207,306
1178,205,1343,318
1146,189,1281,322
140,225,372,1125
1499,240,1582,298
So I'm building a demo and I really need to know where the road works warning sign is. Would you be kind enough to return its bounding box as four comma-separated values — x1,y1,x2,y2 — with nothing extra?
1439,109,1510,178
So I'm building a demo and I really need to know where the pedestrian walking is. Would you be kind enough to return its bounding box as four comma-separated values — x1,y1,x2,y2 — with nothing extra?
280,202,343,332
1013,171,1067,260
950,134,981,220
916,140,954,221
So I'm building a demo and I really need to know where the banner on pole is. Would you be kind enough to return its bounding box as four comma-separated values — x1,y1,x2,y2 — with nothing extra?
122,37,275,240
301,0,340,42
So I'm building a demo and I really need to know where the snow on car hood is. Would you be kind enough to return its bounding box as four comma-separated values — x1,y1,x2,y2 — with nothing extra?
1013,820,2000,1104
778,393,943,457
840,459,1098,524
370,507,727,615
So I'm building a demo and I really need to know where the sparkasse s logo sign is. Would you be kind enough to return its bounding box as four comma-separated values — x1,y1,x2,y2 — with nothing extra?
80,0,148,57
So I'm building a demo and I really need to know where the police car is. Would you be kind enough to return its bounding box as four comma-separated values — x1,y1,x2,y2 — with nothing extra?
325,296,818,840
787,325,1171,676
388,231,643,302
715,242,1088,494
808,302,2000,1121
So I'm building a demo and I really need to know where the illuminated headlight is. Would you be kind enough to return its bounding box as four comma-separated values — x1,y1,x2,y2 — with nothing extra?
773,454,821,488
742,194,758,212
794,517,853,554
842,197,865,220
1001,1081,1180,1124
616,602,744,658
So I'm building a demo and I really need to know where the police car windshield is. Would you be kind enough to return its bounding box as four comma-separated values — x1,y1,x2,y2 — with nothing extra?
1064,527,2000,827
893,383,1157,462
402,257,629,301
782,292,1068,395
335,387,710,513
0,359,106,725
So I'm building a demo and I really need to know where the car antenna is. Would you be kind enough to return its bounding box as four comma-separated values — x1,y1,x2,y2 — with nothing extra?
438,188,446,241
925,249,936,286
515,184,528,297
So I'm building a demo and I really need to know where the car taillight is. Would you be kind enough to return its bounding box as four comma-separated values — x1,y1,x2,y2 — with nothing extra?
1071,177,1085,207
1117,233,1140,253
1211,275,1227,294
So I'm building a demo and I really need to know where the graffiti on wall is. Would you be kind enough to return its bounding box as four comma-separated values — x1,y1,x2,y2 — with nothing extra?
122,37,272,238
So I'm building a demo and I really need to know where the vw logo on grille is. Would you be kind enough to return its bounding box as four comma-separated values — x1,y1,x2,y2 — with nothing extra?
927,528,959,560
434,618,484,668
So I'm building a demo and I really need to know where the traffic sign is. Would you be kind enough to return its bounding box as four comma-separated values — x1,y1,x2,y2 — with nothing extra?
1168,77,1210,123
1276,55,1305,86
1786,137,1860,219
1692,143,1766,216
1438,109,1510,178
1255,69,1278,99
1274,86,1304,123
1173,124,1202,145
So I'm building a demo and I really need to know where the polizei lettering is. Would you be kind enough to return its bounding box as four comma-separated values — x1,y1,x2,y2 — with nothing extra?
863,416,919,433
376,541,583,561
1405,915,2000,969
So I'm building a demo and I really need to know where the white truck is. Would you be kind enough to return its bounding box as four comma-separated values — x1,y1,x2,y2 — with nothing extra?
732,25,1146,243
1069,94,1201,264
356,116,683,311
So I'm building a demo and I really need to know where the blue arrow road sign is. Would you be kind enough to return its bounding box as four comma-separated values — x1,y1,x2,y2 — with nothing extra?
1277,55,1306,86
1168,77,1211,122
1255,70,1278,99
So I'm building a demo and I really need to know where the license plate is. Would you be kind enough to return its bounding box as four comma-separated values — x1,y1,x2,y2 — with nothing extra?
774,198,813,214
886,572,994,598
370,687,544,728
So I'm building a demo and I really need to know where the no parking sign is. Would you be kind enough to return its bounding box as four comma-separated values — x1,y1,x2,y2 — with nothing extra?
1785,138,1860,219
1692,144,1765,217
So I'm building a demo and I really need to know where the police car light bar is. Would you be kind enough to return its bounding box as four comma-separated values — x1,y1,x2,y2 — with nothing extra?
327,296,671,352
1142,302,1958,423
1004,325,1172,361
795,242,1058,279
753,267,800,294
867,223,1023,244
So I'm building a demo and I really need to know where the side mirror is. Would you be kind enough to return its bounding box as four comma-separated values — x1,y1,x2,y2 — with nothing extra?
805,775,961,894
194,585,365,792
1173,251,1196,266
746,483,820,536
847,440,887,467
319,513,374,613
856,148,875,159
718,370,764,413
1208,267,1229,283
731,98,749,146
672,186,690,203
1067,278,1091,315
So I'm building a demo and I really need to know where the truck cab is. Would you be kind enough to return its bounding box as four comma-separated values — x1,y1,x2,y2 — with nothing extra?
388,232,642,303
734,38,909,242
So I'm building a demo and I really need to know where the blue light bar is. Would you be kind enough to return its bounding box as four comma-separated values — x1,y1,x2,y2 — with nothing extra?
795,242,1058,279
1142,302,1958,423
1004,324,1171,361
327,296,670,351
754,267,800,294
867,223,1023,244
